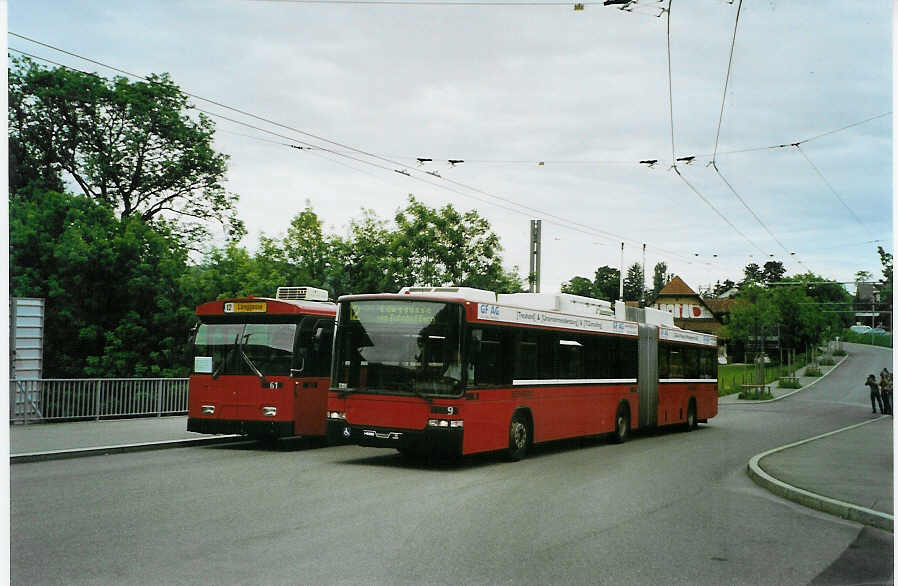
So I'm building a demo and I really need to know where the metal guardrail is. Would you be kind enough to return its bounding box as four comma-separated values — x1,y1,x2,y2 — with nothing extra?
9,378,189,424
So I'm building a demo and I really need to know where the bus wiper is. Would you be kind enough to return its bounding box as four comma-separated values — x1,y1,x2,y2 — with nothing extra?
238,333,267,384
211,334,240,380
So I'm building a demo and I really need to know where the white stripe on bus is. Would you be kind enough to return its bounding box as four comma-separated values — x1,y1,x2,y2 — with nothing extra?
512,379,637,386
659,379,718,383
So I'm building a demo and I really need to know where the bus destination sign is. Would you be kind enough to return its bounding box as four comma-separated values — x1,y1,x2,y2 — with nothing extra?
224,302,267,313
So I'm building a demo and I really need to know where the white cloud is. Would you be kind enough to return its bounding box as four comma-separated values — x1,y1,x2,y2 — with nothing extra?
9,0,892,293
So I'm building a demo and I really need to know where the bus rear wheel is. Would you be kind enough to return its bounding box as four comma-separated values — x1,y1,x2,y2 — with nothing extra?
506,412,530,461
612,406,630,444
685,401,697,432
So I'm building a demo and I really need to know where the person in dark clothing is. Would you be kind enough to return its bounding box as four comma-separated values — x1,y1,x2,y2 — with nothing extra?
880,368,892,415
866,374,884,414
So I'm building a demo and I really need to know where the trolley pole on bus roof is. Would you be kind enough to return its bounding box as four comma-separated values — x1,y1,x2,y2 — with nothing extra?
642,243,646,307
619,242,624,300
529,220,541,293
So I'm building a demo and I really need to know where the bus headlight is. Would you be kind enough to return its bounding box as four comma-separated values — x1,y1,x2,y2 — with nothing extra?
428,419,463,429
201,405,215,415
328,411,346,420
262,406,277,417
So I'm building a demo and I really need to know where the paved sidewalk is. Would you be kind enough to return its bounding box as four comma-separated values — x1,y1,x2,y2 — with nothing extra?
9,415,226,457
757,417,893,517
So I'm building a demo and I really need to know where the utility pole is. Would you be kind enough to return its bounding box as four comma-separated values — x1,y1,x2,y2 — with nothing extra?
529,220,541,293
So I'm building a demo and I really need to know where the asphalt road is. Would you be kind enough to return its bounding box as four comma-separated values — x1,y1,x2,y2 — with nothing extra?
11,344,893,585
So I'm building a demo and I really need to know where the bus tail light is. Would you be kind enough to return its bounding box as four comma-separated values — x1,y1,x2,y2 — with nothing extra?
428,419,463,429
262,406,277,417
201,405,215,415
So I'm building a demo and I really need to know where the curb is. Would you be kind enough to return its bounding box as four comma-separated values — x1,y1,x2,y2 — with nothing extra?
11,435,248,464
722,354,848,404
747,417,894,532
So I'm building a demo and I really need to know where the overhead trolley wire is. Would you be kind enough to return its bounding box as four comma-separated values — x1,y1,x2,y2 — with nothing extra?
705,0,814,274
663,1,768,259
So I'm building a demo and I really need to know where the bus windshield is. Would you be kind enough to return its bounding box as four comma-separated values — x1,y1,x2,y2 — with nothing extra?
193,322,297,377
334,300,463,396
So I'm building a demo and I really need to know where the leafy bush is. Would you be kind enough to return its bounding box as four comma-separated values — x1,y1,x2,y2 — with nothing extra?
819,357,836,366
778,378,801,389
804,365,823,377
833,349,847,356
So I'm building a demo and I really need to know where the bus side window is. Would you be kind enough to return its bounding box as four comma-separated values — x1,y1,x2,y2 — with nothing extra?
514,331,538,381
658,344,670,379
311,319,334,377
470,327,507,386
293,317,317,376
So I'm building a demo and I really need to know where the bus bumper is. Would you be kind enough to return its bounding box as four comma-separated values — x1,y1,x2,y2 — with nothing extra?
348,424,463,455
326,419,353,445
187,417,294,438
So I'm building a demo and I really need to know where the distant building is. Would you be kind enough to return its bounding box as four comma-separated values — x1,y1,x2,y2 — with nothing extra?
652,276,734,360
653,276,731,337
854,282,883,328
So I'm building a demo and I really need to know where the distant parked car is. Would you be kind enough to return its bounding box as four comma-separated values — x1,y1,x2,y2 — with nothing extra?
850,325,872,334
864,328,887,335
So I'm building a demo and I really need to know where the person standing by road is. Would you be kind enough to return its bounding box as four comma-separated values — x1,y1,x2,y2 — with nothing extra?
879,368,892,415
865,374,884,414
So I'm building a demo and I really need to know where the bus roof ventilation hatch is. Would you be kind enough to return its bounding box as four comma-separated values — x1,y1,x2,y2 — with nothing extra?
498,293,615,318
397,286,497,303
276,286,330,302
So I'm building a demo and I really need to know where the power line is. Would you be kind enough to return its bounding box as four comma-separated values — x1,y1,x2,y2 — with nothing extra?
792,144,868,231
8,36,704,266
254,0,605,5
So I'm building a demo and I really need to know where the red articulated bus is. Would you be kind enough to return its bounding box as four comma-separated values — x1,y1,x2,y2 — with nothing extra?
188,286,349,442
331,286,717,460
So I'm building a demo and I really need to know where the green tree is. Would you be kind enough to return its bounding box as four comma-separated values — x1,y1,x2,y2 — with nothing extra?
762,260,786,284
593,266,622,302
650,261,670,304
741,263,763,286
723,284,778,353
390,196,522,292
282,204,331,286
561,276,597,298
710,278,736,297
180,243,276,302
877,246,893,329
328,209,400,297
11,189,192,377
9,56,244,245
622,262,644,303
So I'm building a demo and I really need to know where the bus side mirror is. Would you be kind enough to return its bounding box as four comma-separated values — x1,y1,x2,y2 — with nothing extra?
291,358,305,377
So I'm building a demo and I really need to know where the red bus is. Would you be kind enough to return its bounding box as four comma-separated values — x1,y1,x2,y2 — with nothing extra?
188,286,349,442
332,286,717,460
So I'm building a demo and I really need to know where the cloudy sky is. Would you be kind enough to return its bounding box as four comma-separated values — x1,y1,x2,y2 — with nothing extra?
8,0,893,294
